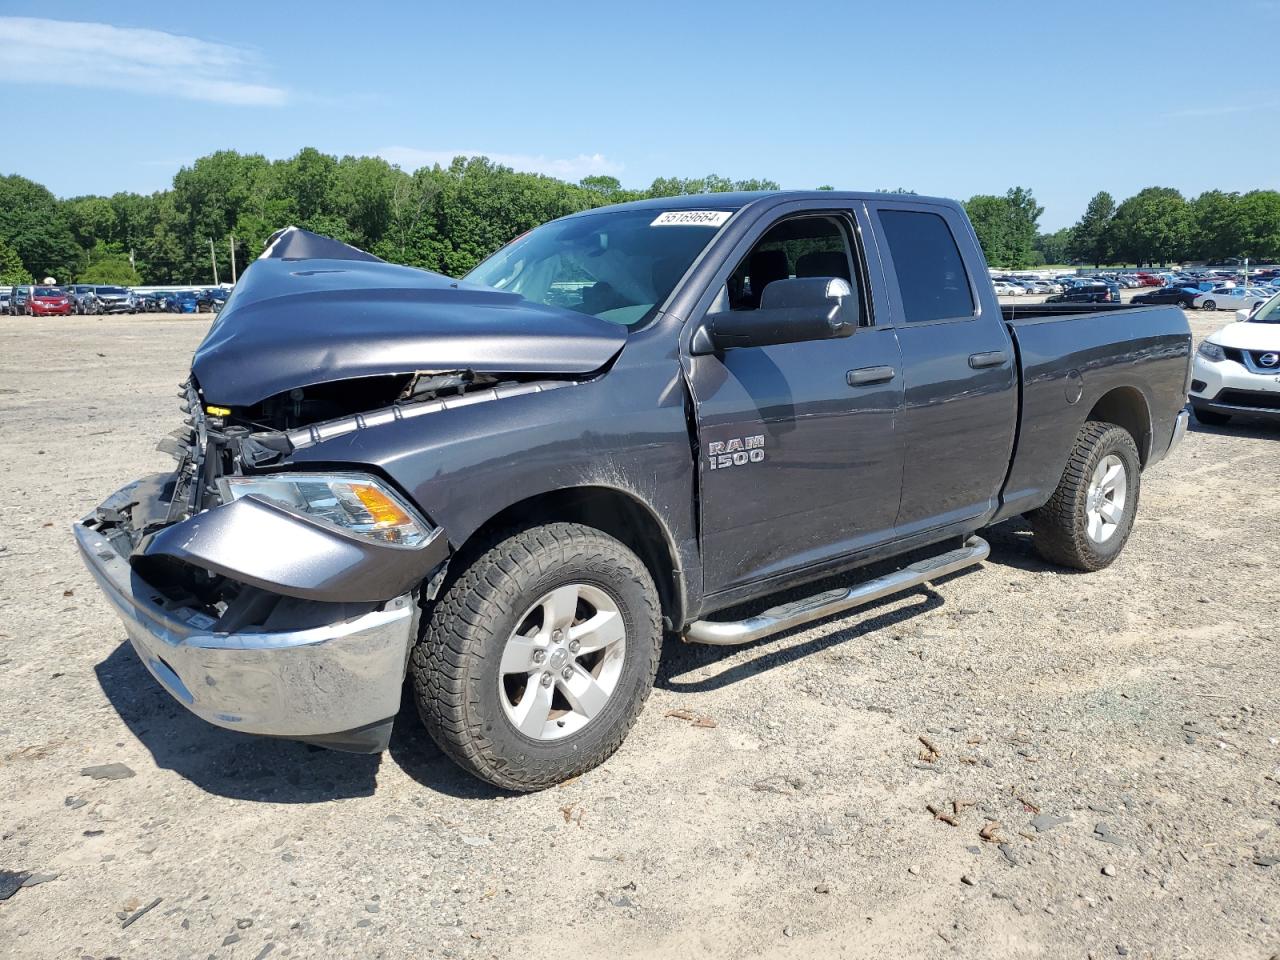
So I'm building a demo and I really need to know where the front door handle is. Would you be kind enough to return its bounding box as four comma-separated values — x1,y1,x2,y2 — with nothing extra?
846,365,896,386
968,350,1009,369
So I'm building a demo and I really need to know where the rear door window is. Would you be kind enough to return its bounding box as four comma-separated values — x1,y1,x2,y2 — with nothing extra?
876,210,975,323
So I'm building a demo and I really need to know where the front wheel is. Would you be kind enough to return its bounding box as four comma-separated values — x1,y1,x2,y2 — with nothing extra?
1201,300,1216,310
411,523,662,791
1029,421,1141,571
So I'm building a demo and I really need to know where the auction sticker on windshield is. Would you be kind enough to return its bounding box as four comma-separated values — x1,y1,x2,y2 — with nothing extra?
651,211,733,227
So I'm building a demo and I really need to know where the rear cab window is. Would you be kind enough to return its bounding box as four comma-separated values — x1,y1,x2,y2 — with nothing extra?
875,209,975,323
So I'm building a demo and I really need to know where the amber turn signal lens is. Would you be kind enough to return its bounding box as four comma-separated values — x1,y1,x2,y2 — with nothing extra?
352,484,413,528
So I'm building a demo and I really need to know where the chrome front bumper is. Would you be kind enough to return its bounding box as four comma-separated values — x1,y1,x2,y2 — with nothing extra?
74,521,415,752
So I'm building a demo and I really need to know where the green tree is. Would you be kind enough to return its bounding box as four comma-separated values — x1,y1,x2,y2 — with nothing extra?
965,195,1012,266
1234,190,1280,262
1034,227,1075,266
1069,191,1116,267
0,175,80,280
1111,187,1192,266
1190,190,1241,262
78,251,141,285
1003,187,1043,268
0,238,32,284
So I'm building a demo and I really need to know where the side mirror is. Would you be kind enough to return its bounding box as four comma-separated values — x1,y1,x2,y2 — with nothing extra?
695,277,855,353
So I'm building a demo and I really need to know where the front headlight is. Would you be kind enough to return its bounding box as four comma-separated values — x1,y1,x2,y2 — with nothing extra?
219,472,431,547
1197,341,1226,363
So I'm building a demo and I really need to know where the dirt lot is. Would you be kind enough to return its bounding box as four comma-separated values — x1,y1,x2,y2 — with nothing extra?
1,304,1278,960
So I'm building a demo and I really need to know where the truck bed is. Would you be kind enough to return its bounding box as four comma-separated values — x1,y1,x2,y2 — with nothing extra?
993,302,1192,522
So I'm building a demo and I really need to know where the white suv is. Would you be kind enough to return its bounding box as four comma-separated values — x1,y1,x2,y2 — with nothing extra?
1190,292,1280,425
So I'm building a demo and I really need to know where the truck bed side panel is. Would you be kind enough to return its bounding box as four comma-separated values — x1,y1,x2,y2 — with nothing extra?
995,305,1191,521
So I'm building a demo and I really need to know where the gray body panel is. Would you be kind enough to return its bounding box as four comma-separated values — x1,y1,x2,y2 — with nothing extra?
275,194,1190,622
139,494,449,603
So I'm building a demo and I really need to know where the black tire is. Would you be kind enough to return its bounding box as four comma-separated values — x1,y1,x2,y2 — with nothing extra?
1192,405,1231,426
1029,421,1141,572
411,522,662,791
1201,299,1216,311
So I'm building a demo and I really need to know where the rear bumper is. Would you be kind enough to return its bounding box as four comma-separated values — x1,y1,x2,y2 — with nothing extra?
75,516,417,752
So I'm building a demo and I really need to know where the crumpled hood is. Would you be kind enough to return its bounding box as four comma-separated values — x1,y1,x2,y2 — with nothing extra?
191,240,627,407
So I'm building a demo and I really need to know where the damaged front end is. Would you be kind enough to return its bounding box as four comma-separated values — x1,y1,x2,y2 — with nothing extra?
74,380,449,753
76,227,624,752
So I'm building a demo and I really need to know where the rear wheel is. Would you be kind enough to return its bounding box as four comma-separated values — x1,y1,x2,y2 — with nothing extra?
1192,405,1231,426
1030,421,1141,571
1201,299,1216,311
411,523,662,791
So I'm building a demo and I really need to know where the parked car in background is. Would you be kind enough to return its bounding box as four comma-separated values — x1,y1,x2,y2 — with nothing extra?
1135,273,1162,286
1190,292,1280,424
204,288,231,312
1046,283,1116,304
0,290,10,315
84,286,137,314
65,284,95,313
1193,286,1271,311
28,286,73,316
10,285,32,315
1133,286,1200,308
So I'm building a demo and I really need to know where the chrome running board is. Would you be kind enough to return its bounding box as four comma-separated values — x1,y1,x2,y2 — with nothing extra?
683,536,990,646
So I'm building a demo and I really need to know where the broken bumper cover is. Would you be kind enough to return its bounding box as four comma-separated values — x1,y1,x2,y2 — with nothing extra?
76,520,414,751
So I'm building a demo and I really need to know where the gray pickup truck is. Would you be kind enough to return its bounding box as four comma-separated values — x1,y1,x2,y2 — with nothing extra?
75,193,1192,790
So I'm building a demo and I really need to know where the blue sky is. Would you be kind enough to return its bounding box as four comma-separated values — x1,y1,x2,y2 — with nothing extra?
1,0,1276,229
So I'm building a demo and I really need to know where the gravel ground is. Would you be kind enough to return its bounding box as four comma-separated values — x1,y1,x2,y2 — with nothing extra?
1,302,1278,960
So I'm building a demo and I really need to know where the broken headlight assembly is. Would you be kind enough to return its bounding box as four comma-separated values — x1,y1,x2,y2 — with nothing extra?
218,473,431,547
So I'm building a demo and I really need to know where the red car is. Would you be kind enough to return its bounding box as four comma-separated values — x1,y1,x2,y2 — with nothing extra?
1135,273,1162,287
28,286,73,316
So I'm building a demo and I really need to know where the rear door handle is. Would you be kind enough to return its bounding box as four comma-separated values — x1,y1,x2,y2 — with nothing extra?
968,350,1009,369
846,365,896,386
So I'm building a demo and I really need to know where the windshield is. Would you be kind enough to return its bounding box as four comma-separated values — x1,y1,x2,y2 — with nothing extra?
34,287,62,296
463,208,731,327
98,286,128,295
1249,293,1280,323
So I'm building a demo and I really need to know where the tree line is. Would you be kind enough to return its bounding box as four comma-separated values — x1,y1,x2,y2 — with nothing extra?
0,150,778,286
2,147,1279,284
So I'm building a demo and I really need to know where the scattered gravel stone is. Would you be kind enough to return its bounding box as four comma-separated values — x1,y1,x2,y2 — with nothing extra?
1030,814,1070,833
1094,823,1124,846
80,763,135,781
460,835,491,847
222,932,241,947
21,872,59,888
960,874,977,886
0,871,31,901
63,796,86,809
814,883,830,894
1102,865,1117,877
908,865,921,876
236,917,254,929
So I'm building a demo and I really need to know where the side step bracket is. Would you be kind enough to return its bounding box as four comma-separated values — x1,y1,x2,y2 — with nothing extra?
683,536,990,646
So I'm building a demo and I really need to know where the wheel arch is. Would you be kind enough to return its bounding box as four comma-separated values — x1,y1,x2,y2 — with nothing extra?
453,485,686,632
1086,386,1153,466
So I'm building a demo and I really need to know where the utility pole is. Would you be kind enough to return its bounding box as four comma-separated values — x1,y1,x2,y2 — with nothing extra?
209,238,219,285
229,234,237,285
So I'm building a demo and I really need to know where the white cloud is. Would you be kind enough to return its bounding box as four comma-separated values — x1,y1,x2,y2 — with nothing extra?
377,146,623,181
0,17,287,106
